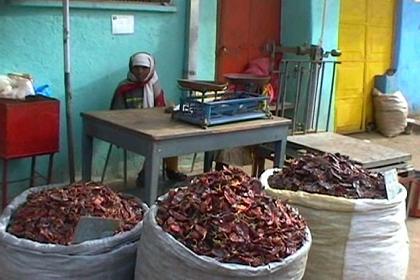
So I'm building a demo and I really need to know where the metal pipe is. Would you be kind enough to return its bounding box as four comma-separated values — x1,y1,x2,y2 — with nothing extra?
315,62,326,132
325,62,338,131
277,61,289,117
63,0,76,183
47,154,54,184
2,159,8,209
310,61,321,128
292,63,303,134
275,62,284,116
101,144,113,184
303,62,314,133
30,156,36,187
281,62,289,117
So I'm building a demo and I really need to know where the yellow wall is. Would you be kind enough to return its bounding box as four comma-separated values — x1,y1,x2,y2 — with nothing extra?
336,0,395,133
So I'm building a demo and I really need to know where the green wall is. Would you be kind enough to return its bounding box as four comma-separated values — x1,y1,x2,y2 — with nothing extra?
197,0,216,80
281,0,340,131
0,0,217,198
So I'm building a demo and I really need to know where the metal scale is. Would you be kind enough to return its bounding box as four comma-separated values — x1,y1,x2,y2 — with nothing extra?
173,75,271,128
266,42,341,135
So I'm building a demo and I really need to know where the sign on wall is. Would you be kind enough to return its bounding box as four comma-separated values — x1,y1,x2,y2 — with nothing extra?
111,15,135,35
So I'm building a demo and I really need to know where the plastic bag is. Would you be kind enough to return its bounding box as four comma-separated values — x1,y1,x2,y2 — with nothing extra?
261,169,409,280
34,84,52,97
0,75,13,98
0,74,35,100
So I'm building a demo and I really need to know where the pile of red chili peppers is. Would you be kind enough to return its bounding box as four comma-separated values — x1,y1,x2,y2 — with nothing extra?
7,182,144,245
268,153,387,199
156,168,307,267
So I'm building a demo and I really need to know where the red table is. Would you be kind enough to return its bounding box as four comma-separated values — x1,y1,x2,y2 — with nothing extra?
0,96,59,209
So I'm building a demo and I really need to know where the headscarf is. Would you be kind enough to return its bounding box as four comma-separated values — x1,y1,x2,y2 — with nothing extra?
116,52,164,108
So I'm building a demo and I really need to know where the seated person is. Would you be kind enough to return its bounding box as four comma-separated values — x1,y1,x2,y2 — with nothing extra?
111,52,186,186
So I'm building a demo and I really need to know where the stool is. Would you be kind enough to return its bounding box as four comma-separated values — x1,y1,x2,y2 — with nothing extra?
1,153,55,209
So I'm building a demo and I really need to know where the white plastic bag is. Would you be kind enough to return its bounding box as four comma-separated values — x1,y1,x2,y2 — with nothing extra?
0,75,13,98
135,204,312,280
373,88,408,137
0,184,148,280
0,74,35,100
261,169,409,280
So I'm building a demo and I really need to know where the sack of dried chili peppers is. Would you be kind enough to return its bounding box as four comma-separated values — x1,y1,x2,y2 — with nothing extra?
135,168,312,280
261,163,409,280
0,182,148,280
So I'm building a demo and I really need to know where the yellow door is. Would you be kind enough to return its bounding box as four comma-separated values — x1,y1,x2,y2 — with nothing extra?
336,0,395,133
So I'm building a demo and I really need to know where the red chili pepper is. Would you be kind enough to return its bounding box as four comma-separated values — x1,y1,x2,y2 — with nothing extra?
7,182,145,245
156,168,307,267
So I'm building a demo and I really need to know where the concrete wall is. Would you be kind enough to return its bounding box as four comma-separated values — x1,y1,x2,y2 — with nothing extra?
197,0,217,80
0,0,217,197
394,0,420,114
281,0,340,131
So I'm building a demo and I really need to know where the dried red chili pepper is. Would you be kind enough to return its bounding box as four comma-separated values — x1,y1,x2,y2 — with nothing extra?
156,168,307,267
268,153,387,199
7,182,144,245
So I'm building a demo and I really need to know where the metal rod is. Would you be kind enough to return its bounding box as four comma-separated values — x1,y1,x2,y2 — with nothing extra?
303,62,314,133
310,62,321,129
101,144,113,184
2,159,8,209
30,156,36,187
281,62,289,117
292,63,303,135
47,153,54,184
63,0,76,183
326,62,338,131
280,59,337,63
274,62,283,116
191,153,198,172
315,62,326,132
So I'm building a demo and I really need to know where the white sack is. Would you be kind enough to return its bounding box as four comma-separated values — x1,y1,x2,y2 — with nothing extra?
373,88,408,137
135,204,312,280
261,168,409,280
0,184,148,280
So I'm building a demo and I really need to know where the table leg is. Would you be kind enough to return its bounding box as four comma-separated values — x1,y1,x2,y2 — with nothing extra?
204,151,213,172
144,148,160,205
2,159,8,209
280,138,287,168
47,153,54,184
82,124,93,182
30,156,36,187
274,139,287,168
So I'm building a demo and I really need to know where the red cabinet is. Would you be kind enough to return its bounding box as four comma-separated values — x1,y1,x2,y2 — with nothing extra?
0,96,59,159
0,96,60,208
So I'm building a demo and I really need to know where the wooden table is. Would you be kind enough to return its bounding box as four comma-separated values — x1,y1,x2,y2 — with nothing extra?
287,132,412,172
81,108,291,204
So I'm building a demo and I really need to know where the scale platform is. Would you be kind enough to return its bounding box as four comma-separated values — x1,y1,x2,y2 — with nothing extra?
173,79,270,128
